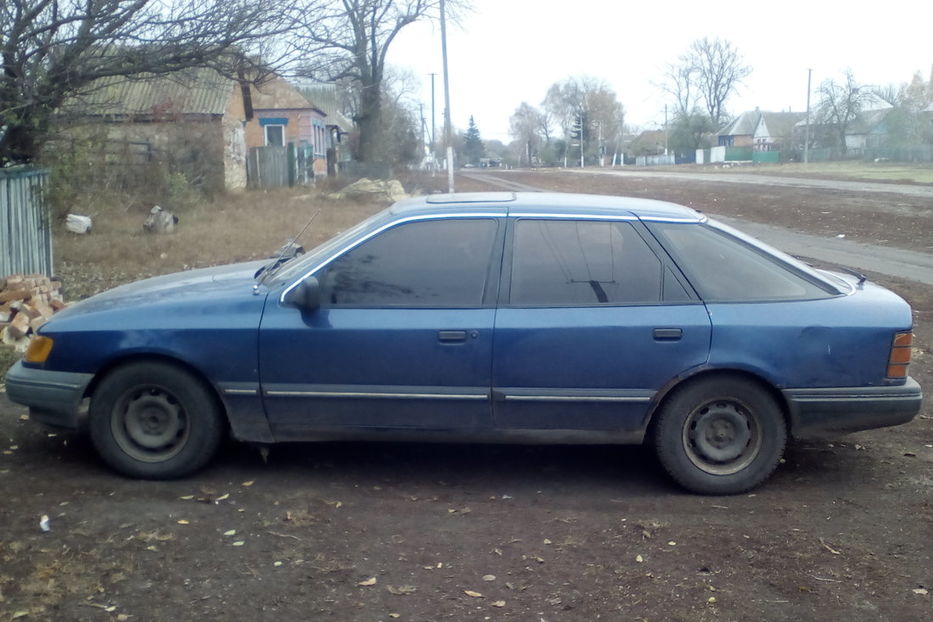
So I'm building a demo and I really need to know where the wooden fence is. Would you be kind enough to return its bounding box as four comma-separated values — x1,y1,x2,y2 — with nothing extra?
246,144,316,189
1,167,53,277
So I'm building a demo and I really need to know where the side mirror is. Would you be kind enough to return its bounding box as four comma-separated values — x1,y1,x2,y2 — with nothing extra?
283,277,321,311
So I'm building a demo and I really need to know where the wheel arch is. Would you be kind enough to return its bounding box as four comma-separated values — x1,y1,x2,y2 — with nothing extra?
84,354,228,421
645,368,792,441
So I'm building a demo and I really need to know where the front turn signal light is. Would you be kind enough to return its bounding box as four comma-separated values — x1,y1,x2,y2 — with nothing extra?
886,332,913,379
25,336,54,364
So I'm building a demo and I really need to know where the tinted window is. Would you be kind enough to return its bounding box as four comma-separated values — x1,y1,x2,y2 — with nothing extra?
319,219,497,307
652,222,832,301
510,220,662,305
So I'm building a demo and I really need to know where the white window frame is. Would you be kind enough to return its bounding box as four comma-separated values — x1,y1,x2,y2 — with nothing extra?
264,124,285,146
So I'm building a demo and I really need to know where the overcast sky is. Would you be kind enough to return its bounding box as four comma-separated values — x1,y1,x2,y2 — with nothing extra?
386,0,932,143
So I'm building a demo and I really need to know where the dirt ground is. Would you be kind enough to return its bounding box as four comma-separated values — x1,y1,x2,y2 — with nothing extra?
1,170,931,621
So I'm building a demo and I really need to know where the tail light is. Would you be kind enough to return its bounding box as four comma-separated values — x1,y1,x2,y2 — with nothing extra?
886,332,913,379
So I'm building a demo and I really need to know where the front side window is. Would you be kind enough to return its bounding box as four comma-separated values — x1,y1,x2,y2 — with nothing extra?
318,219,498,307
651,222,834,302
509,220,663,306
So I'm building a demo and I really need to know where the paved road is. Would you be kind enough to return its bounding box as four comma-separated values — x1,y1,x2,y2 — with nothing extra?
560,168,933,199
461,172,933,286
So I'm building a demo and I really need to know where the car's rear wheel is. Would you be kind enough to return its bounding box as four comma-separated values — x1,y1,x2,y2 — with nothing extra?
89,362,224,479
653,377,786,495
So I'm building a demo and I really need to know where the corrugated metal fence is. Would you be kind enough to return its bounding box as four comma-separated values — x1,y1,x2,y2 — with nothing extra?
1,167,53,277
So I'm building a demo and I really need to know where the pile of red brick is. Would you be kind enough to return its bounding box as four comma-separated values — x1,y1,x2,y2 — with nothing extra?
0,274,67,351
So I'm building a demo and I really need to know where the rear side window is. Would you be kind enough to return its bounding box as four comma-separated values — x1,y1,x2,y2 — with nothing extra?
318,219,498,307
651,222,833,302
509,220,662,305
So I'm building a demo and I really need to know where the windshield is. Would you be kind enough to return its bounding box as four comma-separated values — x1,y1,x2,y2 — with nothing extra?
267,206,394,284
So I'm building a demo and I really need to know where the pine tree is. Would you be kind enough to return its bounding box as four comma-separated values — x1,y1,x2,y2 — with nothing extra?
463,115,486,165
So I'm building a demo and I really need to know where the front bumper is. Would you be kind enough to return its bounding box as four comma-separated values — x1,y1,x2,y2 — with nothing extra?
4,361,94,428
783,377,923,438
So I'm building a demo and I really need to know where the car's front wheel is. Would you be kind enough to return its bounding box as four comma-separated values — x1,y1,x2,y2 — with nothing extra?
89,361,224,479
653,377,787,495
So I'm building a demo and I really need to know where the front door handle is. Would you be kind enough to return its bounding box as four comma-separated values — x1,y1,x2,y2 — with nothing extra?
438,330,468,343
653,328,683,341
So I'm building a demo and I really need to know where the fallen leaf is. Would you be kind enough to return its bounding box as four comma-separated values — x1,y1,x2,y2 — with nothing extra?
482,574,496,582
241,481,255,487
215,493,230,502
13,612,29,619
177,520,190,525
708,597,717,604
543,539,552,545
912,588,928,595
223,529,236,536
232,540,245,546
273,561,283,567
178,495,194,500
464,590,483,598
387,585,417,595
667,541,677,546
19,414,29,421
492,601,506,608
389,614,400,619
635,555,644,563
358,577,377,586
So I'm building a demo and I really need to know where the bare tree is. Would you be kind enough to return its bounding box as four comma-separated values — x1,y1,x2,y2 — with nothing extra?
543,76,624,164
509,102,543,166
0,0,291,165
291,0,468,163
816,70,868,156
658,62,696,118
681,37,751,127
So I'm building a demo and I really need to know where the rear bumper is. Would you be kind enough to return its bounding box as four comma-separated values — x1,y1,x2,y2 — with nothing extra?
783,377,922,438
4,361,93,429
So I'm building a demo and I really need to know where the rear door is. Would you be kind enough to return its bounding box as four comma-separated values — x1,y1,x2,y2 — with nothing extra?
492,217,711,432
259,217,503,436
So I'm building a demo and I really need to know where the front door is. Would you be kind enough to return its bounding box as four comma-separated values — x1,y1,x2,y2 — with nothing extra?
492,218,711,431
259,218,503,436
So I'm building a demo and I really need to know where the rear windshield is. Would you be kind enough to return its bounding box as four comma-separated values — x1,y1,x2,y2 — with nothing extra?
649,220,842,302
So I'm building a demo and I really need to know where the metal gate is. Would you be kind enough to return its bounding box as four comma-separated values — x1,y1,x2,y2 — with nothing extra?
1,167,53,277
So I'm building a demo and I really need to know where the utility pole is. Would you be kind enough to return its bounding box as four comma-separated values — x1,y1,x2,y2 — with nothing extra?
440,0,454,193
664,104,669,156
428,72,437,153
804,68,812,164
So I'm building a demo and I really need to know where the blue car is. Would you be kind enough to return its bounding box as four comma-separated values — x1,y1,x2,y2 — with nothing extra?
5,193,922,494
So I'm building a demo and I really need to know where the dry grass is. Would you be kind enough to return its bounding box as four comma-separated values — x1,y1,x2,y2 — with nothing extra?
54,187,386,300
703,161,933,184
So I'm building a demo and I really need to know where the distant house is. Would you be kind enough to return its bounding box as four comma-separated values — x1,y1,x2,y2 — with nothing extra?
65,68,348,190
717,110,760,147
243,75,329,176
844,108,893,151
753,112,806,151
793,106,895,153
299,83,354,175
628,130,667,156
66,67,250,191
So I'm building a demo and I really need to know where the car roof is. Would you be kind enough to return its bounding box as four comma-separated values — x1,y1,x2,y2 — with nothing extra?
388,192,704,223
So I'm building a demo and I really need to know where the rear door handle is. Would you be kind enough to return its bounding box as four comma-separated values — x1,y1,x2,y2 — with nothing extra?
438,330,468,343
653,328,683,341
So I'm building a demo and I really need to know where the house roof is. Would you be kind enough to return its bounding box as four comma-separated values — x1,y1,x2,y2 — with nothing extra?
70,67,235,117
848,108,892,135
249,75,316,111
758,112,805,139
298,83,354,131
718,110,760,137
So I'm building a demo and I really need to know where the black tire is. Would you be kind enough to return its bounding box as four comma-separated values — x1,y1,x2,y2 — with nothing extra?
653,377,786,495
89,361,224,479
